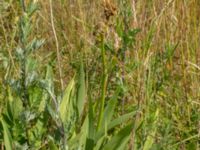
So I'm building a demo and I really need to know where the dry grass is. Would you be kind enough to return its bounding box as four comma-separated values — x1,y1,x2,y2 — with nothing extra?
0,0,200,149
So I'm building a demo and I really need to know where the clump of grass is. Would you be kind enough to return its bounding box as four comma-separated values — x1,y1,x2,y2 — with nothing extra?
0,0,200,149
0,1,137,149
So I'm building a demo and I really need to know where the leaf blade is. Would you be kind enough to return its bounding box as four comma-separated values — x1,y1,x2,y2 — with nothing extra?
1,119,13,150
76,61,85,117
59,78,75,123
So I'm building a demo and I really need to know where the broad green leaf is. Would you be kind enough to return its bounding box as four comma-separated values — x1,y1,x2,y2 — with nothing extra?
94,136,105,150
100,89,120,130
59,78,75,123
1,119,13,150
88,98,94,139
76,61,85,117
85,138,94,150
104,122,133,150
108,111,136,129
95,111,136,142
39,65,53,112
69,116,89,149
85,97,95,150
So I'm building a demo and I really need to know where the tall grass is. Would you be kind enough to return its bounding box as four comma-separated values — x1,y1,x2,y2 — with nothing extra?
0,0,200,149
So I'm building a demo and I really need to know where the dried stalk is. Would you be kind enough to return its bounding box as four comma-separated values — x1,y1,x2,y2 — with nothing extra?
49,0,64,92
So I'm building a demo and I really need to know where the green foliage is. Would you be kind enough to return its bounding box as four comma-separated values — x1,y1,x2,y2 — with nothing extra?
1,119,13,150
103,123,133,150
59,78,75,124
0,0,199,149
0,2,135,149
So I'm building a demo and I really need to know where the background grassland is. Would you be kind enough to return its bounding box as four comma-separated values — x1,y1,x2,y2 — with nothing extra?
0,0,200,149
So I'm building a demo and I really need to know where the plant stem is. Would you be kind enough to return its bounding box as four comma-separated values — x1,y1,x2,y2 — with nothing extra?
19,1,30,145
20,0,26,12
97,38,108,130
49,3,66,148
49,0,64,92
19,7,29,109
21,47,29,108
121,0,129,114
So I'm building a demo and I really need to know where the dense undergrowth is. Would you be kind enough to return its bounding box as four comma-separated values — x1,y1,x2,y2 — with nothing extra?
0,0,200,149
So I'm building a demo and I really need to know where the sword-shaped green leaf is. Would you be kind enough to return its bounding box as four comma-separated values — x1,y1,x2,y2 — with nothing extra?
1,119,13,150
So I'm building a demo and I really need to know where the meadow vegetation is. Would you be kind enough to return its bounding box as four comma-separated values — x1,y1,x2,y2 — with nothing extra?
0,0,200,149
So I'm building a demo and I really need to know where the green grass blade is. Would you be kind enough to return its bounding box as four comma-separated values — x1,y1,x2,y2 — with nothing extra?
104,122,133,150
76,61,85,117
95,111,136,142
1,119,13,150
108,111,136,129
93,136,105,150
85,96,95,150
69,116,89,149
100,89,120,130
